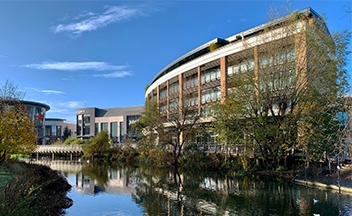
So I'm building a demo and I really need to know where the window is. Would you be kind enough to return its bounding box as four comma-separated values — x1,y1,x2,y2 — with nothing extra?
201,87,221,104
119,122,124,142
95,123,99,135
57,125,62,137
160,89,167,99
52,125,57,136
77,115,82,135
201,66,220,84
111,122,118,138
169,81,179,94
101,123,108,131
83,114,90,135
45,126,51,136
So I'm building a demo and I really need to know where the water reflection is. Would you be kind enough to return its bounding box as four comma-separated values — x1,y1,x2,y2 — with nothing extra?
75,162,137,195
32,160,352,216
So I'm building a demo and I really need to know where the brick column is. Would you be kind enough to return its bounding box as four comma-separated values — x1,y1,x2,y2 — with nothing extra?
254,46,259,95
198,66,201,114
179,73,183,109
166,80,170,119
220,56,227,103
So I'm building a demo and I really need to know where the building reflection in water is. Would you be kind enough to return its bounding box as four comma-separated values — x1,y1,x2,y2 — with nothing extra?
75,167,137,195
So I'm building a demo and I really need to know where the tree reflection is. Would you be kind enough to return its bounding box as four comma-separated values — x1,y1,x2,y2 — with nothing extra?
132,165,344,215
81,160,109,187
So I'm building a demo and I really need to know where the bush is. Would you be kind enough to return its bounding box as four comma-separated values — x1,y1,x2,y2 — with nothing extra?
149,149,172,167
0,161,72,215
83,131,110,158
63,136,85,145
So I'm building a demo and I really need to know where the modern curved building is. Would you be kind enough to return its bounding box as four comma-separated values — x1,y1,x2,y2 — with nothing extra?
145,8,328,121
1,100,50,144
21,100,50,144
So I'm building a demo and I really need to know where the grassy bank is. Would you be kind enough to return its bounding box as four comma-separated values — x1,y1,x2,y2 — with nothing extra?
0,160,72,216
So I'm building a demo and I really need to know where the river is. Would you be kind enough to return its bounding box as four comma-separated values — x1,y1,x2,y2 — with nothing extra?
38,160,352,216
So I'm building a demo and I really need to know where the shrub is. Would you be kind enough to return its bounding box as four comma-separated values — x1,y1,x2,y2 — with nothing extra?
63,136,85,145
0,161,72,215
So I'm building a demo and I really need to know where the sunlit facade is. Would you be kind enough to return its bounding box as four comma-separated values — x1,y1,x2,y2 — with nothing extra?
147,9,327,117
76,106,143,142
45,118,76,144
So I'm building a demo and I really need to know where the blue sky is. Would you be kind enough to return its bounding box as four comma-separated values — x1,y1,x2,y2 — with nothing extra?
0,0,351,123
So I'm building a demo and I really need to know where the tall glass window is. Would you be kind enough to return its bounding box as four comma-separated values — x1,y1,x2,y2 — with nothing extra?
45,126,51,136
57,125,62,137
83,114,90,135
119,122,124,142
51,125,57,136
101,123,108,131
95,123,99,135
77,115,82,135
110,122,118,138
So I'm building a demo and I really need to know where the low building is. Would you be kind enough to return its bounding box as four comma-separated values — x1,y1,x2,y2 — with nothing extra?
45,118,76,144
76,106,143,142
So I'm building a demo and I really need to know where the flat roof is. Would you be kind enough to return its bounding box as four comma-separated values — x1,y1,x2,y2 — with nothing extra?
1,99,50,111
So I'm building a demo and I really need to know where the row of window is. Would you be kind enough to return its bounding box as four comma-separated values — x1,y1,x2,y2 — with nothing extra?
45,125,62,137
94,122,123,138
259,50,295,68
201,67,220,84
201,87,221,104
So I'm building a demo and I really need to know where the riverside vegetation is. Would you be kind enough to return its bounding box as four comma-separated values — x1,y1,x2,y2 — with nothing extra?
0,160,72,216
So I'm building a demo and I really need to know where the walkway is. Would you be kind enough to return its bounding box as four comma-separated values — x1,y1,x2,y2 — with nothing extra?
33,145,83,160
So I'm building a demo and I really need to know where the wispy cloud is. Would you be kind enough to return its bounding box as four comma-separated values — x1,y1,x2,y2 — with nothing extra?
0,55,8,58
22,61,128,71
58,101,84,109
22,61,131,78
51,5,143,37
92,71,132,78
73,10,95,20
27,87,65,95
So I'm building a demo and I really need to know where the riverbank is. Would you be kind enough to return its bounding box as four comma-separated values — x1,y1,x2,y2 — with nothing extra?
294,163,352,195
256,163,352,194
0,160,72,215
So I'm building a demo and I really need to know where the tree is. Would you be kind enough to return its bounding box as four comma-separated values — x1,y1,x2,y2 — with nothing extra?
0,80,37,163
62,126,71,142
213,6,350,169
83,130,110,158
135,99,202,165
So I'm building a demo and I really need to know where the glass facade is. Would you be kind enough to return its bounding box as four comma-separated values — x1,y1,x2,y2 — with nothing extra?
77,115,82,136
83,114,90,135
119,121,124,142
101,123,108,131
95,123,99,135
110,122,118,138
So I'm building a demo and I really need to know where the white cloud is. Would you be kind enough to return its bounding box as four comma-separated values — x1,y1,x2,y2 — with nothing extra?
47,107,68,113
22,61,132,78
92,71,132,78
51,5,142,36
58,101,84,109
27,87,65,95
22,61,128,71
0,55,8,58
73,10,95,20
